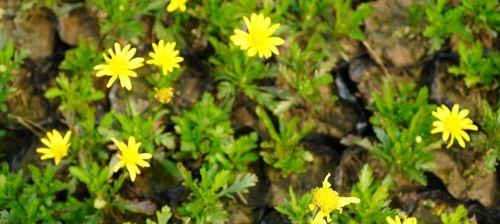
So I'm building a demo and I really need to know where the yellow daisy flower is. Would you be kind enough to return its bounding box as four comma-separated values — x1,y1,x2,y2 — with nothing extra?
309,173,360,224
386,215,418,224
230,13,285,59
36,130,71,165
111,136,152,182
155,87,174,104
94,42,144,91
431,104,478,148
146,40,184,75
167,0,188,12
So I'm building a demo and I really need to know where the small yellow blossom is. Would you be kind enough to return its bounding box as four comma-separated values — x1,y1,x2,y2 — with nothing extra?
36,130,71,165
94,42,144,91
112,136,152,182
230,13,285,59
167,0,188,12
309,173,360,224
94,197,107,209
155,87,174,104
386,215,418,224
146,40,184,75
431,104,478,148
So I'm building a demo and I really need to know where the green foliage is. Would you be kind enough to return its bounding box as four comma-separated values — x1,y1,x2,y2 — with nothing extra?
59,40,101,75
368,82,436,185
478,101,500,173
347,165,396,224
440,205,472,224
146,205,172,224
423,0,472,51
0,43,27,112
190,0,258,39
333,0,373,41
461,0,500,37
0,164,67,223
448,41,499,87
98,107,174,154
0,42,27,136
177,164,257,224
276,42,335,114
172,92,258,171
275,187,312,224
69,162,125,208
210,38,277,109
256,106,313,175
89,0,164,43
45,74,105,120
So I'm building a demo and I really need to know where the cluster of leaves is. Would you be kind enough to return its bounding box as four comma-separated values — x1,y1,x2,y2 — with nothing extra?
332,0,373,41
275,187,312,224
0,43,27,136
173,93,258,171
89,0,165,43
478,101,500,173
345,82,437,185
177,164,257,223
440,205,472,224
0,164,67,223
422,0,473,51
275,42,335,114
256,106,313,175
448,41,499,87
418,0,499,87
344,165,396,223
209,39,278,110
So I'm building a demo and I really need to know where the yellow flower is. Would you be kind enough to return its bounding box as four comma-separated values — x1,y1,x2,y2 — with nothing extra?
386,215,418,224
230,13,285,59
431,104,478,148
309,173,360,224
155,87,174,104
167,0,188,12
146,40,184,75
94,42,144,91
36,130,71,165
112,136,152,182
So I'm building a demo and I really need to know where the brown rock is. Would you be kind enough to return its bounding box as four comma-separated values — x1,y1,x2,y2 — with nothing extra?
433,150,497,207
58,8,99,46
312,100,359,138
11,8,56,60
6,67,47,125
364,0,427,67
348,58,422,104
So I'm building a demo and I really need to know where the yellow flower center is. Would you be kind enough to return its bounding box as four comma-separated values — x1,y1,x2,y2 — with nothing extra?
52,143,69,158
109,56,128,75
248,30,267,49
155,87,174,104
121,149,139,165
312,186,339,214
443,115,461,134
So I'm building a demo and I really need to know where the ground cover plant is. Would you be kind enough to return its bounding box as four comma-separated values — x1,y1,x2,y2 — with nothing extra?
0,0,499,223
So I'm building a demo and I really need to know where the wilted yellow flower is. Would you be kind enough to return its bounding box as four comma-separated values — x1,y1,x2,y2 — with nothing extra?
230,13,285,59
309,173,360,224
167,0,188,12
94,42,144,91
36,130,71,165
155,87,174,104
386,215,417,224
112,136,152,182
146,40,184,75
431,104,478,148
